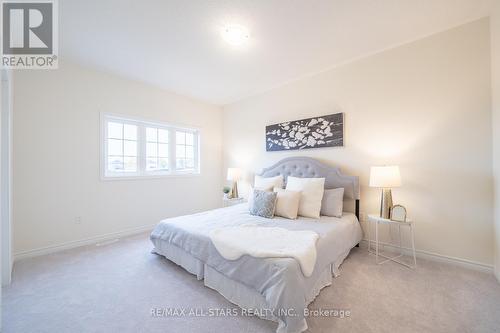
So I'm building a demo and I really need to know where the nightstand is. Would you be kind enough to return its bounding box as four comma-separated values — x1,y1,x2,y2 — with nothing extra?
367,214,416,269
222,197,245,207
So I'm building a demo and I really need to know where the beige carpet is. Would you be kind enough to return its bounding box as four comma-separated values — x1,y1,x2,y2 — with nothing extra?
3,233,500,333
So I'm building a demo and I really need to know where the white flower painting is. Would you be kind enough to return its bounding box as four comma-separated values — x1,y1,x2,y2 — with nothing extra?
265,113,343,151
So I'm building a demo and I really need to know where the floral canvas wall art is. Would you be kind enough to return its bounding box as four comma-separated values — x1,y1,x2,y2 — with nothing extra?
265,113,344,151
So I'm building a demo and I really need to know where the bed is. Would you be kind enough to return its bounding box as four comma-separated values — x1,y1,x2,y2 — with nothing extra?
150,157,362,333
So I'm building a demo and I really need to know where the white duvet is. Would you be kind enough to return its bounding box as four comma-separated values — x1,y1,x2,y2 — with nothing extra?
209,224,319,277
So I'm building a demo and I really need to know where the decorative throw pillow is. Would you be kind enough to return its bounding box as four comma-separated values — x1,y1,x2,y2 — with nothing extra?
254,175,284,190
320,188,344,218
273,188,301,219
247,186,272,211
286,177,325,219
249,190,278,218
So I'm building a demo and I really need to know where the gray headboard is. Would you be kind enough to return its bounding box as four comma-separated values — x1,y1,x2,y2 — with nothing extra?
259,157,360,217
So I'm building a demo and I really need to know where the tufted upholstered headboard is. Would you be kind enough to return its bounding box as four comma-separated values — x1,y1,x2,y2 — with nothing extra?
259,157,360,219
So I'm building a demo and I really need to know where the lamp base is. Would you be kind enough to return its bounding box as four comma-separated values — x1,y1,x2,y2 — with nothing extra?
231,182,239,199
379,188,393,219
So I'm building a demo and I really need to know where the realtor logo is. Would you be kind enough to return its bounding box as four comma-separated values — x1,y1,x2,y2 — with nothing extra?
1,0,58,69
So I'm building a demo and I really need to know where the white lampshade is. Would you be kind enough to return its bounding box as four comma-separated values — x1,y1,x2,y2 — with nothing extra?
369,166,401,188
227,168,242,181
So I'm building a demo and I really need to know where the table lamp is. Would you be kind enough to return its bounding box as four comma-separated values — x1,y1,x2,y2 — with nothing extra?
226,168,242,198
369,165,401,219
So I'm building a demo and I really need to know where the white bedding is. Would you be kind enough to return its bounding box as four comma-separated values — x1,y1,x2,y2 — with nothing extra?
209,225,319,277
150,203,362,333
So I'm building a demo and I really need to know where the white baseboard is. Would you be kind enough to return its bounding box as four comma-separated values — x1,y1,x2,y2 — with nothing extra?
12,226,495,275
362,239,493,273
13,224,156,262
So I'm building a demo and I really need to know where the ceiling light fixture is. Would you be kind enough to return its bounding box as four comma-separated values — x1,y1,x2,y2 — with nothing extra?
221,24,249,46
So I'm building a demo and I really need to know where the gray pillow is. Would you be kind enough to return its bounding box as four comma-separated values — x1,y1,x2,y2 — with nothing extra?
320,188,344,218
249,190,278,218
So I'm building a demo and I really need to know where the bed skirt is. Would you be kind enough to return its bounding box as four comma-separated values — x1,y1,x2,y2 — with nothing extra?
152,241,353,332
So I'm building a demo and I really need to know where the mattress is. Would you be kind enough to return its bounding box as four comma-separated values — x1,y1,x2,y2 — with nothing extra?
150,204,362,333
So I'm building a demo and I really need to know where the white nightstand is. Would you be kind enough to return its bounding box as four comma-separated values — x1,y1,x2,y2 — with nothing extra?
367,214,416,269
222,197,245,207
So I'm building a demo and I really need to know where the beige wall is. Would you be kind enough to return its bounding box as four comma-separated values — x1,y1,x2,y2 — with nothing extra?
13,61,223,254
223,19,493,266
492,3,500,280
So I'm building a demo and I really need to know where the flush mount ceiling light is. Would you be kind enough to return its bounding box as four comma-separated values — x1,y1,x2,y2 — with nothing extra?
221,24,250,46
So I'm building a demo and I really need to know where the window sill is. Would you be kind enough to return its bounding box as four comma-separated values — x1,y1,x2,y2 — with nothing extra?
100,172,201,181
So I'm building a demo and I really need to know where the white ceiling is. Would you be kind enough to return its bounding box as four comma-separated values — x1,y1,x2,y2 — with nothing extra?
60,0,493,105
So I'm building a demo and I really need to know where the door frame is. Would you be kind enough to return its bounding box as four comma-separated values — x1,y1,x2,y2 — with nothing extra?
1,69,13,286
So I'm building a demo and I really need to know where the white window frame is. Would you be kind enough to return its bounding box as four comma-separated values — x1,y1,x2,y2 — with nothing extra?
101,113,201,180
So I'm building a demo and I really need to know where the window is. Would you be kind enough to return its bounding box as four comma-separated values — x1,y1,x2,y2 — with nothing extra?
102,114,199,179
175,131,196,171
146,127,169,172
106,122,138,173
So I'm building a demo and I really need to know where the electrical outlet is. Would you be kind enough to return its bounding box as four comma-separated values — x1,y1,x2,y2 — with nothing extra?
74,216,82,224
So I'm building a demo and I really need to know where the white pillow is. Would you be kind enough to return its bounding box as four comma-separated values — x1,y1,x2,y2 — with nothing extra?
286,177,325,219
254,175,284,190
273,188,301,219
320,188,344,218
